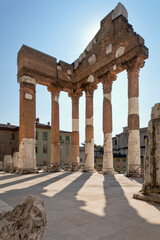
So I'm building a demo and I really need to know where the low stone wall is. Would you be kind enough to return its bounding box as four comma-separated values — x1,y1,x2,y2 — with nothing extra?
3,155,13,172
3,152,19,173
3,152,38,174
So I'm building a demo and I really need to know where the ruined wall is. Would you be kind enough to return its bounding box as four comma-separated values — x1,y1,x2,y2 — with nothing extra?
18,3,148,92
142,103,160,194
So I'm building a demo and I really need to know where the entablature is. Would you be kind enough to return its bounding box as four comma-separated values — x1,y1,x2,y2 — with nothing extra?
17,3,148,93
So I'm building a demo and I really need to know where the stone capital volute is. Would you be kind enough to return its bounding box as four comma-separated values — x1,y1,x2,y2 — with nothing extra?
84,83,97,96
102,72,116,93
48,85,61,97
126,57,145,75
68,89,83,101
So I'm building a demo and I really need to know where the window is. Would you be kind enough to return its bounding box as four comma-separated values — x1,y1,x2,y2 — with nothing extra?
35,131,38,140
115,139,117,145
123,159,126,162
117,165,120,168
43,146,47,154
66,136,70,141
60,135,64,143
43,132,47,140
144,135,147,143
35,145,38,154
117,159,120,162
124,166,126,168
12,133,15,140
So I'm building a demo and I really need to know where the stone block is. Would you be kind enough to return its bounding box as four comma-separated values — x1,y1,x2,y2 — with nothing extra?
12,152,19,171
87,75,94,83
116,46,125,58
112,2,128,20
88,54,96,65
4,155,13,172
0,195,46,240
106,44,112,55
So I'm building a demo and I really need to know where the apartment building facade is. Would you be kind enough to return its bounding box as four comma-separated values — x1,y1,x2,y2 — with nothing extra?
0,119,72,166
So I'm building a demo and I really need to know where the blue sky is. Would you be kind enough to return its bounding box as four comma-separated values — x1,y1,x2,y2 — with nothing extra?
0,0,160,145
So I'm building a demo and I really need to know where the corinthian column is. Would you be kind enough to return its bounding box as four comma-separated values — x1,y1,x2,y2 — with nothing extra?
48,86,61,172
127,57,144,174
69,90,82,170
84,84,97,172
102,73,116,174
18,75,37,173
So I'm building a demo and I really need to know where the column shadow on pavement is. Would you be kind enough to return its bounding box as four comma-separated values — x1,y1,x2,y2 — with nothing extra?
0,171,160,240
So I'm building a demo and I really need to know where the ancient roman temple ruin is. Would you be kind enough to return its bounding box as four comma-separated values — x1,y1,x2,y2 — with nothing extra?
17,3,148,173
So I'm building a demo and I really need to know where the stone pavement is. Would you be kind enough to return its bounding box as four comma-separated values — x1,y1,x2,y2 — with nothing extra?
0,171,160,240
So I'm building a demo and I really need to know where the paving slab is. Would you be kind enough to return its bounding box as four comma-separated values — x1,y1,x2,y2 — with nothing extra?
0,171,160,240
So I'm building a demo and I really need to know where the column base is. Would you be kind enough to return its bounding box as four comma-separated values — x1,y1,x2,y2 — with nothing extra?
19,138,37,171
63,163,71,171
71,163,79,171
133,192,160,204
17,168,38,174
83,167,96,173
128,164,142,177
102,168,117,175
49,164,61,173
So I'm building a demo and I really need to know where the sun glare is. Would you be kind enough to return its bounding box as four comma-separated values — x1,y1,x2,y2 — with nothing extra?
83,23,100,46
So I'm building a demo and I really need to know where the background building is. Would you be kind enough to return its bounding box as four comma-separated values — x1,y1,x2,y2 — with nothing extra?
0,122,147,172
113,154,127,173
112,127,147,165
82,127,148,173
0,123,19,162
0,119,72,166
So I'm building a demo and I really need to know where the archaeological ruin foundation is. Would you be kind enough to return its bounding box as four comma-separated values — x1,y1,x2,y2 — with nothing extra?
17,3,148,173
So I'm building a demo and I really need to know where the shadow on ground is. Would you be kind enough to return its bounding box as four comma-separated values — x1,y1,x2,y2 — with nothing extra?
0,171,160,240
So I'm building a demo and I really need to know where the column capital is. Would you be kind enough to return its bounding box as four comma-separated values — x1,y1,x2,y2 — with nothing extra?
102,72,117,82
18,75,36,86
126,57,145,74
48,85,61,97
102,72,116,93
84,83,97,96
68,89,83,100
